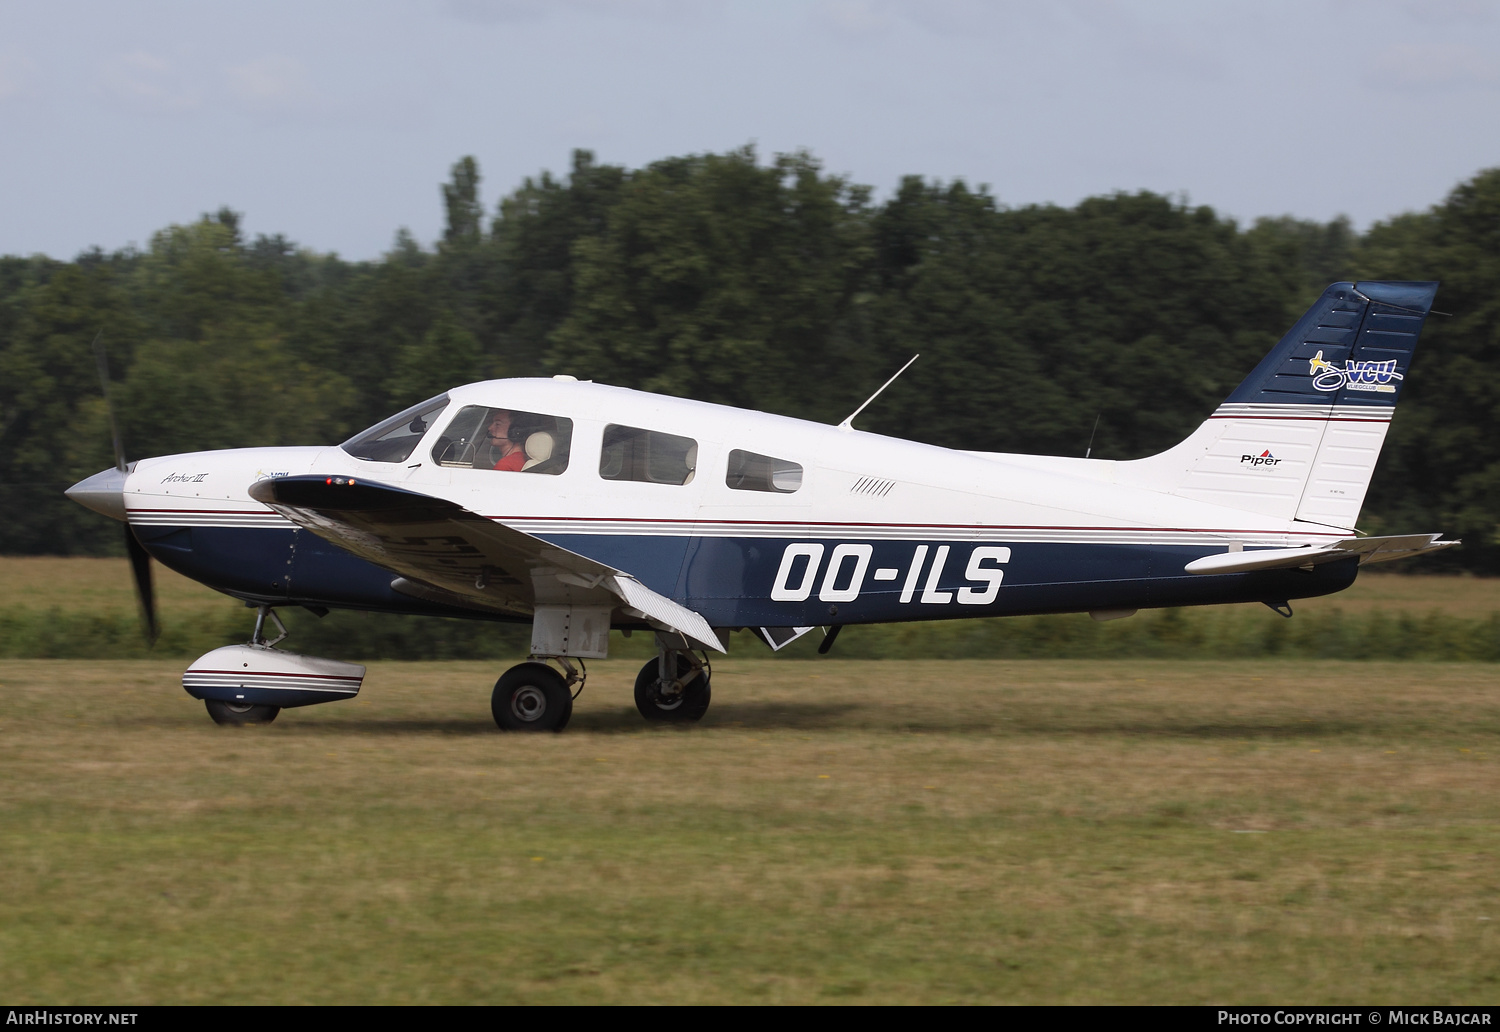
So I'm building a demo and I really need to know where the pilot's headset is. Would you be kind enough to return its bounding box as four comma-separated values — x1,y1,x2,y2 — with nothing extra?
488,409,530,443
505,414,531,444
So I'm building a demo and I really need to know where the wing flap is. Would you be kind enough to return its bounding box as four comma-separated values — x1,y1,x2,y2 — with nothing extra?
612,576,724,652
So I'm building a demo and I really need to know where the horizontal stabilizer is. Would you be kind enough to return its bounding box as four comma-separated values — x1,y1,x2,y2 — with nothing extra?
1184,533,1458,575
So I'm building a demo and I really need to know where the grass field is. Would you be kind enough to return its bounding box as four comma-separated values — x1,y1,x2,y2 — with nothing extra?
0,557,233,620
3,657,1499,1004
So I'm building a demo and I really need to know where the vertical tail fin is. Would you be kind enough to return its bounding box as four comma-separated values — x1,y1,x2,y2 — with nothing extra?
1129,281,1439,530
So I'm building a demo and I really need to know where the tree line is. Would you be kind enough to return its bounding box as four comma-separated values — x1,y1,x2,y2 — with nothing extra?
2,148,1497,570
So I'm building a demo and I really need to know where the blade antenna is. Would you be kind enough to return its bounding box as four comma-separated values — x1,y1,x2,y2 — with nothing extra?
1085,413,1101,459
90,330,126,473
838,354,918,431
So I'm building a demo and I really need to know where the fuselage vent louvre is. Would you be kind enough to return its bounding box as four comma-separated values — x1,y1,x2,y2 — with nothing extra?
850,476,896,497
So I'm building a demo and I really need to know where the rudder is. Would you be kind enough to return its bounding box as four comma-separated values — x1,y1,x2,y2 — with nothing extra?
1128,281,1439,530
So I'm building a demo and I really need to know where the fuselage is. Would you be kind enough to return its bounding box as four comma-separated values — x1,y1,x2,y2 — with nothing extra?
113,377,1358,629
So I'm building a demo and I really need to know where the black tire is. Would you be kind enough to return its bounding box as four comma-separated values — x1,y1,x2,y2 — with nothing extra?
634,654,710,723
492,663,572,732
204,699,280,726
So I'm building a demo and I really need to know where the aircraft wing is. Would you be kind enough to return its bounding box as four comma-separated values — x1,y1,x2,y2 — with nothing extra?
247,475,724,651
1184,533,1458,575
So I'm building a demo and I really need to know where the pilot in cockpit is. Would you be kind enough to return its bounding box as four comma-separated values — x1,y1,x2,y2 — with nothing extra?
435,405,564,472
481,409,527,471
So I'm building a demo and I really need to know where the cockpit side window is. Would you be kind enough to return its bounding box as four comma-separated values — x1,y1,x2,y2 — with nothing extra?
340,394,450,463
726,449,803,493
599,424,698,485
432,405,573,475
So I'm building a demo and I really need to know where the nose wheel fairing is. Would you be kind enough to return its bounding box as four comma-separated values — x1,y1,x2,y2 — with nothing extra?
184,603,366,716
182,643,367,710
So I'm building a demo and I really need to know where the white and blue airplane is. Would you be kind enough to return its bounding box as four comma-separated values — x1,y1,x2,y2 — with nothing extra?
66,280,1456,731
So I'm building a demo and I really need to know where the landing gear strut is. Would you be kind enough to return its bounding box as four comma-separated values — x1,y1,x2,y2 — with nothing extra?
491,657,585,732
634,643,711,723
202,605,287,726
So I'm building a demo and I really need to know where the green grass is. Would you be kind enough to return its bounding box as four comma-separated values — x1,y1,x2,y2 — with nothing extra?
3,658,1500,1003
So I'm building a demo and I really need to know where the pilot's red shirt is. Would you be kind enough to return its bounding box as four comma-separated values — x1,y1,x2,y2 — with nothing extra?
492,449,525,472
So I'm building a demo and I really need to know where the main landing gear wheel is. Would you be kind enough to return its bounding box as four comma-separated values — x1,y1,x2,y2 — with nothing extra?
492,662,573,732
634,653,711,723
204,699,280,726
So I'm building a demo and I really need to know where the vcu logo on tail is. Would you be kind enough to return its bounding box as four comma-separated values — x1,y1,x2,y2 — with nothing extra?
1309,350,1404,394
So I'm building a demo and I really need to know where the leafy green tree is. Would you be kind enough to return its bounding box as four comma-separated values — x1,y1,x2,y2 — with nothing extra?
0,255,149,553
383,309,486,407
1246,214,1358,303
1358,168,1500,571
547,146,875,418
136,216,281,342
100,328,354,460
443,157,483,247
484,149,627,376
859,184,1303,459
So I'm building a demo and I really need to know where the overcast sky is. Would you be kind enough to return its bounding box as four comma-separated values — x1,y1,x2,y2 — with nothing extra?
2,0,1498,261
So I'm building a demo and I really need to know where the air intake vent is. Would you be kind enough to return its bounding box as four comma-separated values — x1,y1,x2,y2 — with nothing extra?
851,477,895,497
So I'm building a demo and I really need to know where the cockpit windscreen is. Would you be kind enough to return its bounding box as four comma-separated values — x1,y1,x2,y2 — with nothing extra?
340,394,450,463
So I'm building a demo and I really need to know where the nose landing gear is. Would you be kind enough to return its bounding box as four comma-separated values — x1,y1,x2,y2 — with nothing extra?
184,605,366,726
202,606,287,727
205,698,280,726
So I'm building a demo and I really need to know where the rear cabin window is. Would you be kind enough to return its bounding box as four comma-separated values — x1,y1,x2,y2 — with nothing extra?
599,425,698,485
431,405,572,474
725,449,803,494
341,394,450,463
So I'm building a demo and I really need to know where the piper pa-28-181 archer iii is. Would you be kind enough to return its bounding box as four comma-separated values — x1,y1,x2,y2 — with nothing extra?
66,280,1456,731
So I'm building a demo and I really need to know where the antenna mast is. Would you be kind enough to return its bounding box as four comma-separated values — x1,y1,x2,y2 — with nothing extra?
838,354,919,431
